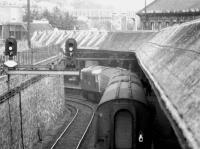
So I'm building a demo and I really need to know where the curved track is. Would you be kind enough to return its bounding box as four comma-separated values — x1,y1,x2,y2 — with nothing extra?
50,97,95,149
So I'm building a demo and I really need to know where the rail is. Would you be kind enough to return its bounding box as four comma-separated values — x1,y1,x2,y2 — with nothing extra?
76,109,95,149
50,97,95,149
50,108,79,149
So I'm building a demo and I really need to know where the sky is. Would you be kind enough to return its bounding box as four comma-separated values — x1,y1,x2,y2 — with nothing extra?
0,0,155,12
95,0,155,11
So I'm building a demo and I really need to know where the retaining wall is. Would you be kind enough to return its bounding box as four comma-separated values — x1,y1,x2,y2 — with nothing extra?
0,75,65,149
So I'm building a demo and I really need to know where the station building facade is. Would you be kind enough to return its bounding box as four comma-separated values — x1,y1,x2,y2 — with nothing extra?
137,0,200,30
68,9,137,31
0,3,53,48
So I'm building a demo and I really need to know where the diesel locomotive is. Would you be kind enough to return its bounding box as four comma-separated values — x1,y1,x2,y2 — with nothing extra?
80,65,130,102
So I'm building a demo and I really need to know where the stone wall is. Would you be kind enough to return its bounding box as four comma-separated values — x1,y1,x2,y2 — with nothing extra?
0,75,65,149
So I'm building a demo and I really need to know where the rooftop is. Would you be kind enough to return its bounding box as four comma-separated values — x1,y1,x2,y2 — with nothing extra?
137,0,200,14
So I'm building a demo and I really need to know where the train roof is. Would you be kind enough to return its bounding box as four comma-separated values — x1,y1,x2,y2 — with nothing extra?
108,72,141,86
91,66,108,75
99,80,147,106
81,65,94,72
81,65,129,77
99,67,122,77
81,65,105,73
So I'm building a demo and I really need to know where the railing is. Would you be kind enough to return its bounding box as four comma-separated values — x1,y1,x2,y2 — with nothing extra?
0,45,61,66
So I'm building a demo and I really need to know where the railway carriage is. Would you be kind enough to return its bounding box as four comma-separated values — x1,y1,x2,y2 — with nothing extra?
108,72,140,86
95,72,152,149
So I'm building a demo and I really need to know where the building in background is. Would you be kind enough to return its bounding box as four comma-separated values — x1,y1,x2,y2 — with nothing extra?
0,3,26,44
67,9,137,31
29,19,53,36
137,0,200,30
0,2,53,45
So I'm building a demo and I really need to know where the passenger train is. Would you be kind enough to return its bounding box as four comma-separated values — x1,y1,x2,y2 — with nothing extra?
95,69,152,149
79,65,181,149
62,37,181,149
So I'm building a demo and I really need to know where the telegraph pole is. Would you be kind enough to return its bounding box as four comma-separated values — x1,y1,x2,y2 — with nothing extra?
27,0,31,48
27,0,33,64
145,0,147,14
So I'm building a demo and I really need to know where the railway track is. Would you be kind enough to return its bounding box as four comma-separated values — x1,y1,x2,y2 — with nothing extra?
49,96,96,149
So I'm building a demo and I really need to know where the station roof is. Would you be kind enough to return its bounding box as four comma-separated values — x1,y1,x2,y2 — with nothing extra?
137,19,200,149
137,0,200,14
31,30,156,51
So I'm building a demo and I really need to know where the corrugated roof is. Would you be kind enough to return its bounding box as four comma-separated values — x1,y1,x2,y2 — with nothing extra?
31,30,156,51
138,0,200,14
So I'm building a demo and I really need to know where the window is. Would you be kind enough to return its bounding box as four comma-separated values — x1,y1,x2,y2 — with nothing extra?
151,22,154,30
143,22,147,30
172,20,177,25
9,31,15,37
0,25,2,38
166,22,169,27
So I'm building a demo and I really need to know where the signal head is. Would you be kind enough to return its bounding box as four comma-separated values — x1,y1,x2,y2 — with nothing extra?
5,37,17,57
65,38,77,57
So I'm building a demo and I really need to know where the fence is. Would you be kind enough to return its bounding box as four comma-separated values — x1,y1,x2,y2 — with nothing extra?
0,45,61,65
